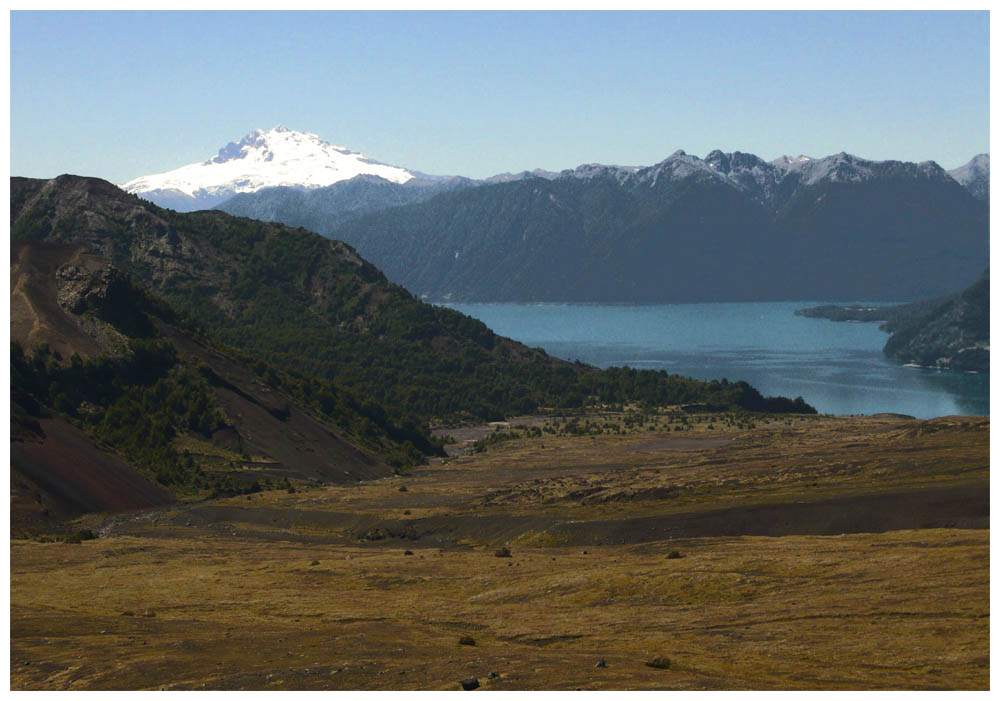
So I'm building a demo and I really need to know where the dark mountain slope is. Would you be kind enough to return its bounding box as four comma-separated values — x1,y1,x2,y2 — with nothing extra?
770,156,987,301
215,174,476,233
323,151,987,303
11,175,815,421
334,169,778,303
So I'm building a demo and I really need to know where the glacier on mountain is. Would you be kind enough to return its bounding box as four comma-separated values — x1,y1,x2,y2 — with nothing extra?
121,126,415,210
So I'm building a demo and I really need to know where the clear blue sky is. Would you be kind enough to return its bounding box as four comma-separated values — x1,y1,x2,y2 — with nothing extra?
10,10,990,183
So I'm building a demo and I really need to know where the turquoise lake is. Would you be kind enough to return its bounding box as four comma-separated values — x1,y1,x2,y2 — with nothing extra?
444,301,989,419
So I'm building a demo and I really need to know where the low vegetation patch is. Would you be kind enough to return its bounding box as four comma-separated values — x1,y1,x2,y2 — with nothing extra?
63,529,97,544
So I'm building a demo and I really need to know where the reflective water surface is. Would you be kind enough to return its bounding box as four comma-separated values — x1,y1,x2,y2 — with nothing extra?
445,301,989,418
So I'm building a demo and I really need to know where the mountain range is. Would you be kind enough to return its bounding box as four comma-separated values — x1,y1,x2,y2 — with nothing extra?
322,150,987,303
121,128,986,304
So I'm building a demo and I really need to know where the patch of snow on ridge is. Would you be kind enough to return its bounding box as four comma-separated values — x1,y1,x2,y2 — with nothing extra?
121,125,414,198
948,154,989,186
560,163,641,181
771,155,813,169
794,152,875,185
635,150,727,188
791,153,949,186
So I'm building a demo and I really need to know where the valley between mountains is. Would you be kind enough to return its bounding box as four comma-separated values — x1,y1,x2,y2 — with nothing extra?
11,413,989,690
10,128,989,690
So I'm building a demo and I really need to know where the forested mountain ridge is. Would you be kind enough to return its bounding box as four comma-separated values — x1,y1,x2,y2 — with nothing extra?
216,173,475,233
11,241,438,532
879,270,989,372
12,175,815,424
318,150,987,303
797,270,989,372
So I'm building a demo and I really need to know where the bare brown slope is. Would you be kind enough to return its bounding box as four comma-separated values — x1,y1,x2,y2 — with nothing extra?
11,243,176,531
11,399,174,534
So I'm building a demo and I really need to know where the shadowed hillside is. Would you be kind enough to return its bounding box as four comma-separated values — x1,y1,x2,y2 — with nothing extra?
322,151,987,303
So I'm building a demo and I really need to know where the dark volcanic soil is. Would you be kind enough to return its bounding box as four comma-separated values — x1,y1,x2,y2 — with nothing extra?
547,484,988,545
11,404,174,532
110,483,985,549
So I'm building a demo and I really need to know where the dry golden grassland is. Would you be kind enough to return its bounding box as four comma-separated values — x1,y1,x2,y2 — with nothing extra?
10,413,989,690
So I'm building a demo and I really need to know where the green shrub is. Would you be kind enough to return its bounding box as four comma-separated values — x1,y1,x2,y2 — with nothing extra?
645,657,671,670
64,529,97,544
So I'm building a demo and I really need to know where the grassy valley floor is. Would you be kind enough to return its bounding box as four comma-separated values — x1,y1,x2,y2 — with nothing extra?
10,412,989,690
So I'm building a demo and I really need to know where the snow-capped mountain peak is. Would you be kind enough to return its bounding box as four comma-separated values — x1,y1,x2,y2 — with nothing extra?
121,126,415,211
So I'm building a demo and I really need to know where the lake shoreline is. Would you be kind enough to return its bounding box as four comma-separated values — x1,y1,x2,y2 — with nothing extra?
447,301,988,418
